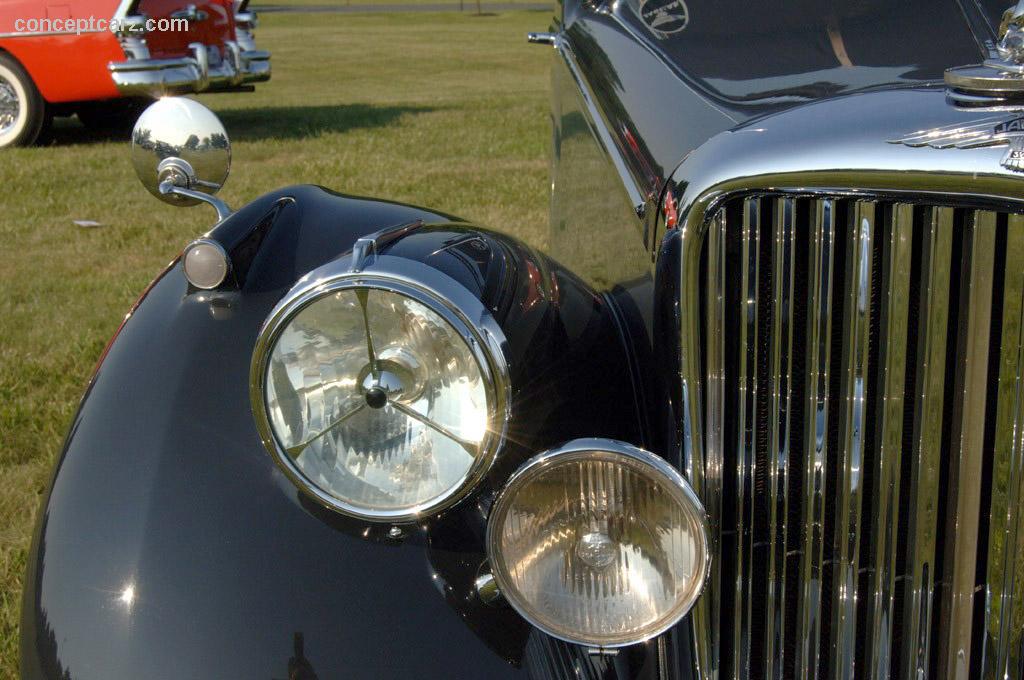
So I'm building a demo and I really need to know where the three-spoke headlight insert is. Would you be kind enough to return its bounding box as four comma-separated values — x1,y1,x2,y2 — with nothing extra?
486,439,710,648
250,256,509,523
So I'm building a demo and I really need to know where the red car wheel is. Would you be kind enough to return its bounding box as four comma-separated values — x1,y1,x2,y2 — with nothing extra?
0,52,46,148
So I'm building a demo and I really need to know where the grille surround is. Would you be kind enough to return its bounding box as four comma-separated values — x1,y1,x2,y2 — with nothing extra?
675,189,1024,680
662,88,1024,680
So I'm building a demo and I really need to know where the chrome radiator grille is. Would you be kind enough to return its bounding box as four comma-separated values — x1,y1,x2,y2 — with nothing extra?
699,195,1024,680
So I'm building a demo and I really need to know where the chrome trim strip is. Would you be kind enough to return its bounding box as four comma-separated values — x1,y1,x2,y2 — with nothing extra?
830,201,874,680
899,206,953,680
765,197,795,680
108,57,194,72
705,209,726,680
982,213,1024,680
0,29,107,38
678,167,713,680
939,211,997,680
865,203,914,680
733,197,760,680
553,34,650,221
796,198,837,680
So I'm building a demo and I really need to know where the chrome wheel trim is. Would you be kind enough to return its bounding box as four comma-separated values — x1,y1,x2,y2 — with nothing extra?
0,78,20,135
0,65,26,145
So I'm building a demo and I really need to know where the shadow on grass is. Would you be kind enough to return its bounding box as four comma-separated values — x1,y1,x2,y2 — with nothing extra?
218,103,434,141
40,103,433,147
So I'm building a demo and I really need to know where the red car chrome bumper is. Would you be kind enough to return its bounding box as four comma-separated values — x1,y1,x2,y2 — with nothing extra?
108,40,270,95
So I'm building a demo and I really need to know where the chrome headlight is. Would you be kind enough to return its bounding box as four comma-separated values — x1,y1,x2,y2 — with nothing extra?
486,439,709,647
251,256,509,522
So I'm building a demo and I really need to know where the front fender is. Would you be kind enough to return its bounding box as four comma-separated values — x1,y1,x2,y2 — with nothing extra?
20,185,662,679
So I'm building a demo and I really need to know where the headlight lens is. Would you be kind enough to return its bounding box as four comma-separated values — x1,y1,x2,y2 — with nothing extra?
487,440,709,647
253,269,507,522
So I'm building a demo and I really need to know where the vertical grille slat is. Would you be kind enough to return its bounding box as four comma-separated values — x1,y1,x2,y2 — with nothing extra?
765,197,796,680
899,206,953,680
982,213,1024,680
939,211,997,680
830,201,875,680
699,194,1024,680
734,197,762,679
706,208,727,680
796,198,837,680
865,203,914,680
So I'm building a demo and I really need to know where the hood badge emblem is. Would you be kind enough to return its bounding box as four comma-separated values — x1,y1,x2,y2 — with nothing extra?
946,1,1024,105
638,0,689,37
889,115,1024,172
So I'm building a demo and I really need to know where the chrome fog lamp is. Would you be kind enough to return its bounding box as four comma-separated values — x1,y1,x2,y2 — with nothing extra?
251,255,509,523
487,439,709,648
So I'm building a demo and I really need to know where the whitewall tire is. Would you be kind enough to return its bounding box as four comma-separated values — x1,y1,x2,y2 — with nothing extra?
0,53,46,148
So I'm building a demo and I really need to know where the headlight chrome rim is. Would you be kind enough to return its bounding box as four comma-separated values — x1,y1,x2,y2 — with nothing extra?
250,254,511,523
486,438,711,648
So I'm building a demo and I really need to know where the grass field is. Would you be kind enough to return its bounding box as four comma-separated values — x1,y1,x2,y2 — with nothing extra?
0,10,551,676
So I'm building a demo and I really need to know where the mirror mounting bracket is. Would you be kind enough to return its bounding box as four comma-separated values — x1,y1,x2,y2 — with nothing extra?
156,157,233,222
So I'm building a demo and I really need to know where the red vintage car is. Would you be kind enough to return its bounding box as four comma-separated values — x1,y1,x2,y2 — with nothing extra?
0,0,270,147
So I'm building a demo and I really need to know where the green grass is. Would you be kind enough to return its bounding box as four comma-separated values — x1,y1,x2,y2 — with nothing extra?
0,10,550,676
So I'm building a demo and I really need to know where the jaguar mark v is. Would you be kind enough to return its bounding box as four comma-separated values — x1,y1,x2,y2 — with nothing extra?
19,1,1024,679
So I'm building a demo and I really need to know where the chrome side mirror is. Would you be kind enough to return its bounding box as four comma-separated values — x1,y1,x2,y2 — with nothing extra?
131,97,233,221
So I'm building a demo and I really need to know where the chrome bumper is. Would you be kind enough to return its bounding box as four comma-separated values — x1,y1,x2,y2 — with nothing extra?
108,40,271,96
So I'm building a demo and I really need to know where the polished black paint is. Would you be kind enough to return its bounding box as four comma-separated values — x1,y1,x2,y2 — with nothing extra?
615,1,988,110
20,185,661,679
554,0,996,222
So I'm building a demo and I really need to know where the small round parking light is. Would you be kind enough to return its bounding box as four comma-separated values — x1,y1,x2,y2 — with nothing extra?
182,238,229,290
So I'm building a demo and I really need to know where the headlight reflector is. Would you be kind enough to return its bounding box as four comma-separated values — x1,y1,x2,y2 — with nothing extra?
252,263,508,522
487,439,709,647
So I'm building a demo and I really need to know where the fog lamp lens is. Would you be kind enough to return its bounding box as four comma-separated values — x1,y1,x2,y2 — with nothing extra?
487,439,709,647
253,274,506,522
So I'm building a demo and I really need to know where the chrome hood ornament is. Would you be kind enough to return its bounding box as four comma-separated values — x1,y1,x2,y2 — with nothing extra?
889,115,1024,172
946,1,1024,104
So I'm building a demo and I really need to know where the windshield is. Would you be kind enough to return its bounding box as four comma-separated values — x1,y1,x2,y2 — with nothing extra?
613,0,993,106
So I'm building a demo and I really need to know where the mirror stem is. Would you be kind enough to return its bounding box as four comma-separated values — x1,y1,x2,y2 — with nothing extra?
159,181,234,222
